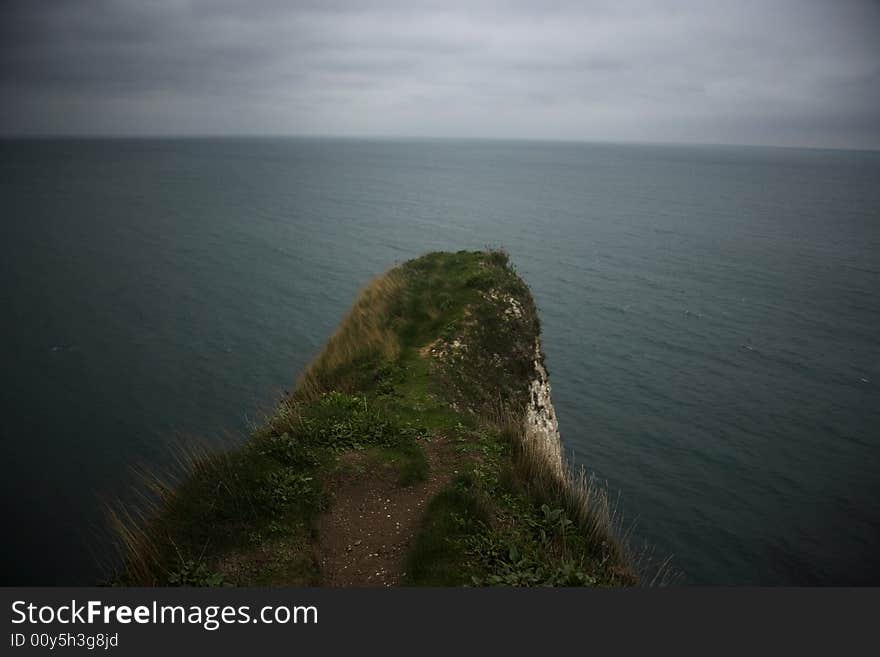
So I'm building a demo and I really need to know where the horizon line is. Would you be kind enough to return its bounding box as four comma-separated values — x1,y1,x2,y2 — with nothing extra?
1,132,878,154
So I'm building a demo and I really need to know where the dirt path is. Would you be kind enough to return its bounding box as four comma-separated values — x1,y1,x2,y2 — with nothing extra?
317,435,458,586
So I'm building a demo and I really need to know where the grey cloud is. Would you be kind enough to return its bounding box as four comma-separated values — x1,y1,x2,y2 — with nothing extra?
1,0,878,148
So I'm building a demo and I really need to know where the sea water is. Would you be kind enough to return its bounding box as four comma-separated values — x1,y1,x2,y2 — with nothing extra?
1,137,878,584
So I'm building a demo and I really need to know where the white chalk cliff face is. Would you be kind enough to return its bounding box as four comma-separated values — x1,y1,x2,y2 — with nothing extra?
429,286,565,478
525,338,565,477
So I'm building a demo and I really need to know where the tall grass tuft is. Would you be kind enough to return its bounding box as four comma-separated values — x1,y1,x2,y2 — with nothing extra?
292,271,405,402
489,403,638,584
106,440,215,585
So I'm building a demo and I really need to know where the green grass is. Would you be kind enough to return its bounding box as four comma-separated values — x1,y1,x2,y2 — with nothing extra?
404,474,490,586
362,443,429,487
112,391,428,585
406,422,636,587
110,250,638,587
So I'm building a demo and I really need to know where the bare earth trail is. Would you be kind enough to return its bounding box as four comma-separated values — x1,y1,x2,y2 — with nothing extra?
317,435,459,586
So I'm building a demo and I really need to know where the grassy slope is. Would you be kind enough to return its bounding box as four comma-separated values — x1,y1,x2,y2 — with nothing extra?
111,250,636,587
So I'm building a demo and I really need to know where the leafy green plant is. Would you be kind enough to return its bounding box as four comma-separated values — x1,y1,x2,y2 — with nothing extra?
464,504,597,587
167,559,226,587
257,468,317,515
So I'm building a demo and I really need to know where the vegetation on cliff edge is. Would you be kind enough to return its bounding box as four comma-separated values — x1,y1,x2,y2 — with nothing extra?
110,250,639,587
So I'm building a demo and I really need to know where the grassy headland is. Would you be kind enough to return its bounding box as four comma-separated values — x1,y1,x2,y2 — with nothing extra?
110,250,637,586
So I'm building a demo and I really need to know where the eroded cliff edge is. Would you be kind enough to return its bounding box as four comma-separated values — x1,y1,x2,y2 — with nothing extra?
112,250,634,586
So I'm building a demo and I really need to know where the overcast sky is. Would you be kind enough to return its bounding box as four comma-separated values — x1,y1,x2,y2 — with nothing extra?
1,0,878,148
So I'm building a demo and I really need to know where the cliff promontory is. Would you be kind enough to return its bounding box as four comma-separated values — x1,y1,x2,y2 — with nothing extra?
112,250,635,586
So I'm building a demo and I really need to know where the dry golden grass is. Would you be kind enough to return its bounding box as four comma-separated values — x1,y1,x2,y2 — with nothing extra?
513,421,676,585
292,270,405,402
106,439,240,586
485,402,638,584
106,445,193,585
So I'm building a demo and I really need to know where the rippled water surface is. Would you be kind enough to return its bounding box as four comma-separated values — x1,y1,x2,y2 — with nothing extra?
2,138,878,584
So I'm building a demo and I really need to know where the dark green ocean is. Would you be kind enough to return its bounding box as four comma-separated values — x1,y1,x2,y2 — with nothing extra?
1,138,878,584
